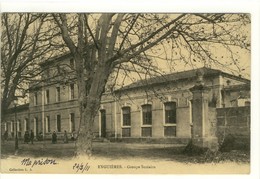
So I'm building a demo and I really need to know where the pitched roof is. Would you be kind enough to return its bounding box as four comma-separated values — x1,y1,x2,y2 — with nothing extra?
116,67,250,92
39,51,71,67
38,45,95,67
5,103,29,114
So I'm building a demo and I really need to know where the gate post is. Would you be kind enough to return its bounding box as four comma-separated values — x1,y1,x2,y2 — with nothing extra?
189,71,219,151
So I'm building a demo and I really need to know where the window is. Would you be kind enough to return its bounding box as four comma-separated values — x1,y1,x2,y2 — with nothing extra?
164,102,177,137
57,115,61,132
70,58,74,69
142,104,152,125
164,102,177,124
70,113,75,132
142,127,152,137
11,121,14,132
45,90,50,104
69,84,74,100
122,107,131,126
34,92,38,106
56,87,61,102
17,120,21,132
11,121,14,137
46,116,51,133
122,107,131,137
4,122,7,131
141,104,152,137
34,117,38,135
164,126,176,137
122,128,131,137
24,118,29,131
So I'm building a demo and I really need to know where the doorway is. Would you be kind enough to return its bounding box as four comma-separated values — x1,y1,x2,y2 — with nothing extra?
100,109,106,138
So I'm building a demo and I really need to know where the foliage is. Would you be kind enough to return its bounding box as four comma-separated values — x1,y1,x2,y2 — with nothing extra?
1,14,57,112
51,13,251,156
1,13,251,156
183,140,208,156
219,134,236,152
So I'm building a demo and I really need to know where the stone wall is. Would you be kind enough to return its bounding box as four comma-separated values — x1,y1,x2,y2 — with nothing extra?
216,106,250,150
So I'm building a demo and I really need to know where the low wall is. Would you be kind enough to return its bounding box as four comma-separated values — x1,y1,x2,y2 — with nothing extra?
216,106,250,150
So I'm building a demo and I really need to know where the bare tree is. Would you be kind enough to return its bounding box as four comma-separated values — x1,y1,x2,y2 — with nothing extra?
1,13,58,114
52,13,250,156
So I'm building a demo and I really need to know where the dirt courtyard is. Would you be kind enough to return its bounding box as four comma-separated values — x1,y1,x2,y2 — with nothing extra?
1,140,250,174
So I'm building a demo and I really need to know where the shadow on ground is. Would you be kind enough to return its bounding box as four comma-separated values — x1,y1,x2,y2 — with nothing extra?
1,140,250,164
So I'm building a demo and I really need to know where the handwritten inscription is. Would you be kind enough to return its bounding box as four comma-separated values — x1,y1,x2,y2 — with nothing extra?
72,162,90,173
21,158,58,168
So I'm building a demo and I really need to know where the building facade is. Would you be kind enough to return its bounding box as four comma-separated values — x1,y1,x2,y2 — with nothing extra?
1,54,250,144
110,67,250,143
2,104,29,139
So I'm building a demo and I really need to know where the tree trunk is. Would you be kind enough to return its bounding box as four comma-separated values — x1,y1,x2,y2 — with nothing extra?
75,109,94,156
75,102,97,157
74,63,111,157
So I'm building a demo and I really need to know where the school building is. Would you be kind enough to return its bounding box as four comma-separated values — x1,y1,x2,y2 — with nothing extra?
1,54,250,149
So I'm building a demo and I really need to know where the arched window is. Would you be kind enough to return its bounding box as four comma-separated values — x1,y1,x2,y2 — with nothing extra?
11,121,14,132
164,102,177,137
122,107,131,126
164,102,177,124
24,118,29,131
46,116,50,133
142,104,152,125
56,87,61,102
17,120,22,131
34,92,38,106
141,104,152,137
122,107,131,137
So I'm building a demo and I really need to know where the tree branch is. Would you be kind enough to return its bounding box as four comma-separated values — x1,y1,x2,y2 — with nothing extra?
53,14,77,54
109,14,187,65
84,14,99,49
107,14,125,58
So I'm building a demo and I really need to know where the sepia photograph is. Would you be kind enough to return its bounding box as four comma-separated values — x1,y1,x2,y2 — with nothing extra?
0,2,258,176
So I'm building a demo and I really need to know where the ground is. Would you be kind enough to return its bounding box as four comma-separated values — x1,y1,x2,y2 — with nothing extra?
1,139,250,174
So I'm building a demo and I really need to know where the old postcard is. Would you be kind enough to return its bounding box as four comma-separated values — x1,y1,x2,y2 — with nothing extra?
0,1,259,177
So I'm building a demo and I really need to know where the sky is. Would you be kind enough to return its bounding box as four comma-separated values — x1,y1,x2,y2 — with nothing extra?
0,1,259,179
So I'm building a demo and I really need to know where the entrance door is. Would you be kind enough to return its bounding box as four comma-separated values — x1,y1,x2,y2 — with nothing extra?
100,109,106,138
